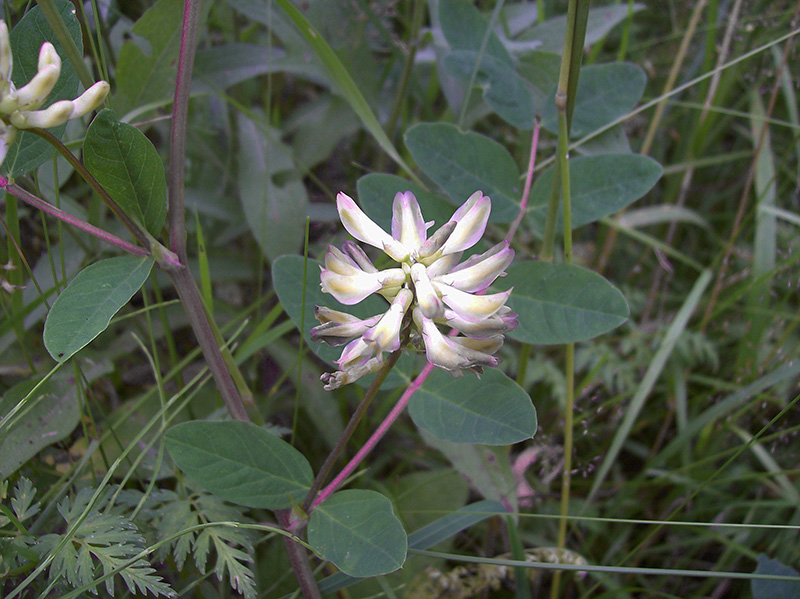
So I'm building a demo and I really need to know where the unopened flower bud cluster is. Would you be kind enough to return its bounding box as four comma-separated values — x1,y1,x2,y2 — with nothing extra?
312,190,517,390
0,21,109,164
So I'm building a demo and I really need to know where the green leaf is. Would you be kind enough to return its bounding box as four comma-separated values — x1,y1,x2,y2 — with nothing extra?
439,0,512,63
527,154,663,232
443,51,535,129
356,173,454,233
113,0,184,117
394,469,469,534
404,123,520,222
271,255,417,388
308,489,407,577
541,63,647,138
164,421,313,509
83,109,167,235
237,114,307,261
318,499,504,595
422,432,518,512
410,369,536,444
0,0,81,177
44,256,154,362
494,261,629,345
0,375,79,478
752,554,800,599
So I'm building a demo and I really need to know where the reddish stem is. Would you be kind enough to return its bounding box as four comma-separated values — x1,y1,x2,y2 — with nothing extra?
1,176,150,258
311,361,436,510
506,119,540,244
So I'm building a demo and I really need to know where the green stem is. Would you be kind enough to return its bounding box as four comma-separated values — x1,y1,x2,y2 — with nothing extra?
549,2,586,595
539,159,561,262
36,0,98,91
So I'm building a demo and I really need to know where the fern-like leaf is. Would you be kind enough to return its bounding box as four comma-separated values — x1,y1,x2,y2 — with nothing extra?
37,488,175,597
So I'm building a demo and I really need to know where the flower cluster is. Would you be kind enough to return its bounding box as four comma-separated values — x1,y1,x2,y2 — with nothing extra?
311,190,517,390
0,21,110,164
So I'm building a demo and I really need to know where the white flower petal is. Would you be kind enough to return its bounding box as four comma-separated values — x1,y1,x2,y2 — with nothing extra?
391,191,427,253
37,42,60,70
70,81,110,118
439,191,491,256
342,241,378,273
362,288,412,352
310,307,382,346
320,268,405,305
324,245,362,276
445,308,518,339
433,281,511,323
0,21,12,86
411,263,444,319
321,354,385,390
434,241,514,292
12,63,59,110
417,310,500,374
337,192,408,261
10,100,73,129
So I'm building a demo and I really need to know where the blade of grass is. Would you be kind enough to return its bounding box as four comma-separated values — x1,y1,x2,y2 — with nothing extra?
730,425,800,504
274,0,421,185
585,269,712,506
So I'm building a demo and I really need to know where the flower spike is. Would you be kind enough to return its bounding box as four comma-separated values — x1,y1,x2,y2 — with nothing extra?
315,189,516,387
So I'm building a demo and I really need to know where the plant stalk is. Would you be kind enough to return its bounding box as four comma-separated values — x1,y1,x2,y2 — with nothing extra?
27,128,152,251
169,0,202,264
277,511,323,599
548,1,586,593
167,266,249,421
0,177,150,258
301,350,401,514
312,359,436,511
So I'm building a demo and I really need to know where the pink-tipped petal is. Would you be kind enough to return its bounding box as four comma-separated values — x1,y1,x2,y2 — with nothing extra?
434,242,514,292
391,192,427,252
418,311,500,374
320,268,405,305
337,192,409,261
411,263,444,319
433,281,511,323
439,191,491,256
362,288,412,352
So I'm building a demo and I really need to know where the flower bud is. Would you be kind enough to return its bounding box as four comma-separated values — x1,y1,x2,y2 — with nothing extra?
0,22,12,85
10,100,73,129
37,42,60,71
13,63,60,110
70,81,110,118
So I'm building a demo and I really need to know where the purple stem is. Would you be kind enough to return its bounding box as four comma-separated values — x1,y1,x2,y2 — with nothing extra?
506,119,541,244
277,510,322,599
311,361,436,510
168,0,201,264
1,177,150,258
